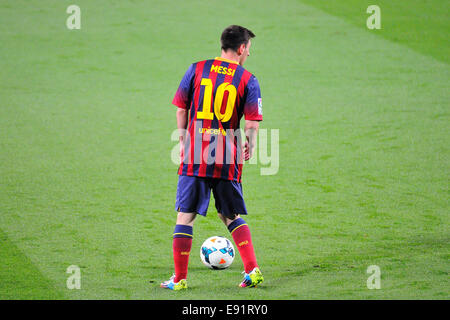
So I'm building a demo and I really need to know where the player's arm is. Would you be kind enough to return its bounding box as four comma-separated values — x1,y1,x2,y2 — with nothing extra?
243,75,263,161
244,120,259,161
172,63,195,158
176,108,188,157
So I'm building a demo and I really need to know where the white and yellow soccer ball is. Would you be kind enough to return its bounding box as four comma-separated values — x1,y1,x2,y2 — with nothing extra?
200,236,235,269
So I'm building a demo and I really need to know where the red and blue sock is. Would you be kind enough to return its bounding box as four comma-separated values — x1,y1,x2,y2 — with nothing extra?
172,224,193,282
227,218,258,273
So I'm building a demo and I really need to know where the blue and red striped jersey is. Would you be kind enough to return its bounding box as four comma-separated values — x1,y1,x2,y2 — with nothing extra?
172,57,263,182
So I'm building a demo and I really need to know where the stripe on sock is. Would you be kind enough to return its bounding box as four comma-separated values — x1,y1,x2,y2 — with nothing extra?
227,218,248,234
173,224,193,238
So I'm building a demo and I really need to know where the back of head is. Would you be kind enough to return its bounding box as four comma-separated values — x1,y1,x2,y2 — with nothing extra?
220,25,255,52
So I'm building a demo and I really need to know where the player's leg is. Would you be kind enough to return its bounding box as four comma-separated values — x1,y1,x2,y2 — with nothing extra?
161,211,195,290
217,213,263,287
213,180,263,287
176,211,197,226
218,213,259,273
172,212,196,282
161,176,211,290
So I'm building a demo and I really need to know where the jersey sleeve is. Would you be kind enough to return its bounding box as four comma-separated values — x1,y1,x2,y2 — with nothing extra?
172,64,195,109
243,75,263,121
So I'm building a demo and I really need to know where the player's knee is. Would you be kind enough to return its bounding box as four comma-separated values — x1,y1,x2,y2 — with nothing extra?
230,214,241,221
217,213,226,224
176,212,196,226
218,212,240,226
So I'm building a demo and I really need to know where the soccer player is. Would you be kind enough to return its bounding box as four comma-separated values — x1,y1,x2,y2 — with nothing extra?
161,25,264,290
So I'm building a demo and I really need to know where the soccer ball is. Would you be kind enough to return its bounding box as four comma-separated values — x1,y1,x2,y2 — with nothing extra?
200,236,235,269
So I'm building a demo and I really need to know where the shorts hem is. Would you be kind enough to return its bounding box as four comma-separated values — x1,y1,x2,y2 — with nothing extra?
218,211,248,219
176,206,207,217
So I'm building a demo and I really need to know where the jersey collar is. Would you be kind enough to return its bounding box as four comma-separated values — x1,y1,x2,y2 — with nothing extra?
215,57,239,64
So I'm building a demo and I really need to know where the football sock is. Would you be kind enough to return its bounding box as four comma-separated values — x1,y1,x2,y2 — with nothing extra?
227,218,258,273
172,224,193,282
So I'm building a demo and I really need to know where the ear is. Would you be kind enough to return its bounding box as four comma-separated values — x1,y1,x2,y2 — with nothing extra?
237,43,246,56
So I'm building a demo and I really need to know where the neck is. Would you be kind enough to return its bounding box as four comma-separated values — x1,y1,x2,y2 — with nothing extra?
220,50,240,64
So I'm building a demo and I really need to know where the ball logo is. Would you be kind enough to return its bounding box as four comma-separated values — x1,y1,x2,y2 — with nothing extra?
201,246,217,264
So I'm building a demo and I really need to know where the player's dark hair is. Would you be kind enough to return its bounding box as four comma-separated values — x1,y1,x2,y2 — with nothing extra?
220,25,255,52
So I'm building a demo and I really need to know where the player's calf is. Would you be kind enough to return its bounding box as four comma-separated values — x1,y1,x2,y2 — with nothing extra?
227,217,259,273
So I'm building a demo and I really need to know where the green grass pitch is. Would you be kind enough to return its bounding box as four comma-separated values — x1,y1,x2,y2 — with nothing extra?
0,0,448,299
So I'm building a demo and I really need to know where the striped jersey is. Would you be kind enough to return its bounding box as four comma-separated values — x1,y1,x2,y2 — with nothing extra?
172,57,263,182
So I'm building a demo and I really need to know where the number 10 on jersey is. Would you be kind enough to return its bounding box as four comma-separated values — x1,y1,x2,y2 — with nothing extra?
197,78,237,123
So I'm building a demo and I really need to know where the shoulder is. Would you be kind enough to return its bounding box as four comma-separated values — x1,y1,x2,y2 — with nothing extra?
235,65,257,86
247,74,259,86
183,59,214,77
244,71,260,91
191,59,215,68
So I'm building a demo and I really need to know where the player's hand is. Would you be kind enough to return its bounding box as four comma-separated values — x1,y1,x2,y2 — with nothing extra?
179,140,185,161
244,139,252,161
244,124,258,161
